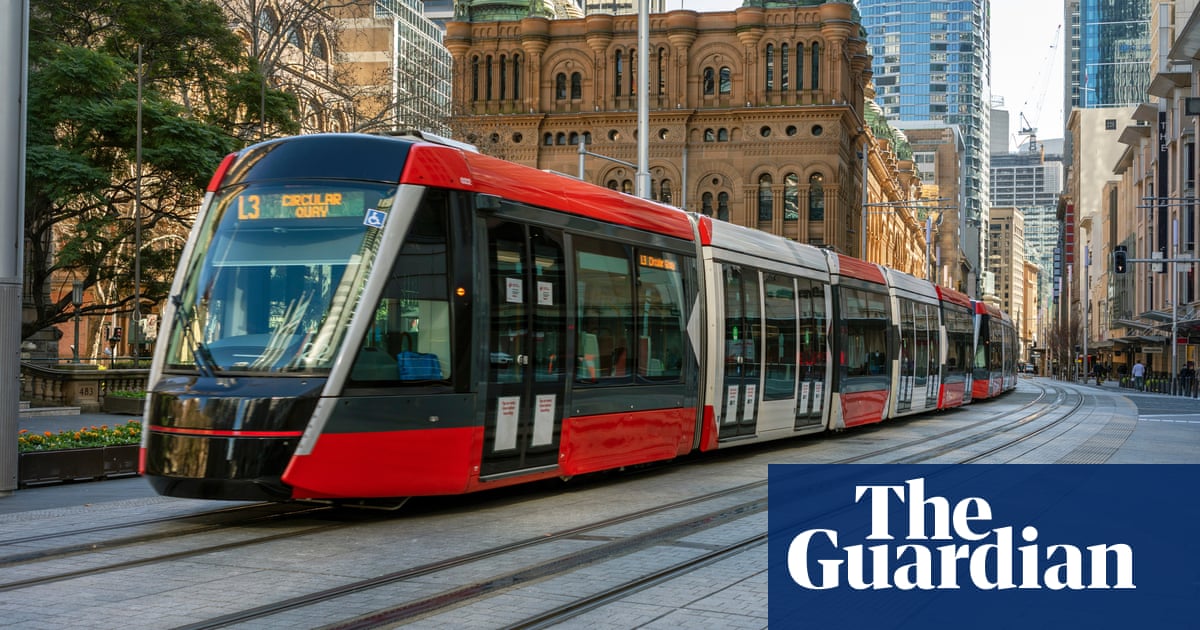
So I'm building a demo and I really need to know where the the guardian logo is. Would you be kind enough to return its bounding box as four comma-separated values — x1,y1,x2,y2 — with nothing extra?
787,477,1135,591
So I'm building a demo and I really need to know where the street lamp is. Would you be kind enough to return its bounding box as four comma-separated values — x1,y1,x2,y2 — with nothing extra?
71,281,82,363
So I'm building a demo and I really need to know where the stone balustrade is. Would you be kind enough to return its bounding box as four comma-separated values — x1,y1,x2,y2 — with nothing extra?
20,363,149,412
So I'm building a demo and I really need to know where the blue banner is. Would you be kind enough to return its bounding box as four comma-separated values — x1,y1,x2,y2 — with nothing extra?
768,465,1200,629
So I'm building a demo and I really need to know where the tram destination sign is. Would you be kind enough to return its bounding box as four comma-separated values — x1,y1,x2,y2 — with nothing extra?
233,190,367,221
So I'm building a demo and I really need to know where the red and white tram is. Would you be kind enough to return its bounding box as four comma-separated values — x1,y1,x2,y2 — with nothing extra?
142,133,1014,502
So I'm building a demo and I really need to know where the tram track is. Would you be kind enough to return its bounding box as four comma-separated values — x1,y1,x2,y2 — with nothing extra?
2,380,1108,629
0,502,333,569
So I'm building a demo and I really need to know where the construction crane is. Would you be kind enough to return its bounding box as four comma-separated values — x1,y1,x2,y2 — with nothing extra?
1017,24,1062,154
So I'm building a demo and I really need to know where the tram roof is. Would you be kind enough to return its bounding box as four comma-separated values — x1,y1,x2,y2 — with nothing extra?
401,138,697,241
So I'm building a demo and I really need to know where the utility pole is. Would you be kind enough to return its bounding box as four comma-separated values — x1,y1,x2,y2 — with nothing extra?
0,1,29,497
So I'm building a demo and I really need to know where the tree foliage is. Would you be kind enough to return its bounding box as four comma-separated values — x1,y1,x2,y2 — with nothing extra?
23,0,300,341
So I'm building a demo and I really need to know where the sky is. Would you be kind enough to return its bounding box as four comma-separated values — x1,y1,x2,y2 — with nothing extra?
667,0,1066,152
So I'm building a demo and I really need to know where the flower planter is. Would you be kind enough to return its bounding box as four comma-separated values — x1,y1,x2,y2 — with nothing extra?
18,445,140,488
102,396,146,415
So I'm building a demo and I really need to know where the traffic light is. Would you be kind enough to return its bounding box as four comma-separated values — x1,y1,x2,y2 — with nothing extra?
1114,246,1127,274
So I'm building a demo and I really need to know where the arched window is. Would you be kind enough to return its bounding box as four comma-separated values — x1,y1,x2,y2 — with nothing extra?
499,55,507,100
583,131,592,144
784,173,799,220
660,180,673,205
311,36,329,63
780,44,789,91
556,132,566,145
703,67,715,95
512,55,521,101
556,73,567,100
808,173,825,220
614,51,624,96
717,192,730,221
758,174,773,222
719,67,732,94
543,133,553,146
607,180,619,190
765,44,774,92
701,192,714,216
571,72,582,99
471,56,480,101
485,55,494,100
657,47,667,95
704,128,715,142
811,43,821,91
622,180,633,194
569,132,579,145
717,128,729,142
629,48,636,96
258,8,278,33
796,44,804,91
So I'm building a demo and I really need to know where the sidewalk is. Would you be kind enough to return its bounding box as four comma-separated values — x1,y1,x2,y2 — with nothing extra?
2,411,158,514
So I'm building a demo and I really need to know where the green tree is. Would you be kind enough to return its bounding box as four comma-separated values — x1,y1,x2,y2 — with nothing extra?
23,0,300,342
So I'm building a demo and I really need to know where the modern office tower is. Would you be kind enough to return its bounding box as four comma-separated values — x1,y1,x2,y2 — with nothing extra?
1064,0,1151,112
859,0,991,297
371,0,454,134
991,149,1064,329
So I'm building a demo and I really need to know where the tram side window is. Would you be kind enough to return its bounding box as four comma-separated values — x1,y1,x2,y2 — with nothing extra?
634,248,687,381
797,279,827,380
841,287,888,377
763,273,797,400
944,306,972,375
350,191,452,383
575,236,634,383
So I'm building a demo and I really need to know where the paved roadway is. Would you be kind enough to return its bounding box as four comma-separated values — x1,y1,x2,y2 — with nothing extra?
0,378,1196,629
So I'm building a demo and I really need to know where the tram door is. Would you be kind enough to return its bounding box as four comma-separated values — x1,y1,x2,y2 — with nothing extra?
719,265,760,439
481,219,567,476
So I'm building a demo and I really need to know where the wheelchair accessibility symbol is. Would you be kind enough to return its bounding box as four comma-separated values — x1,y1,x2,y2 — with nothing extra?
364,208,387,229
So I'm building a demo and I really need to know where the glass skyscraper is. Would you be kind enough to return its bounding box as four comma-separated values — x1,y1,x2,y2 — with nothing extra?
1066,0,1151,110
859,0,991,297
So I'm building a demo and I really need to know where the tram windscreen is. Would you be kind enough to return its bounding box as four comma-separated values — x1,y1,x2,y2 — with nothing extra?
165,181,396,373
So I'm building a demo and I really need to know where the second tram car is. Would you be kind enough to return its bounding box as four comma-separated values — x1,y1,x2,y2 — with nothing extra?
971,300,1019,400
142,132,1016,502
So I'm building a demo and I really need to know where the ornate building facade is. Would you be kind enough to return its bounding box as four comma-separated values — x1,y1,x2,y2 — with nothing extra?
443,2,891,257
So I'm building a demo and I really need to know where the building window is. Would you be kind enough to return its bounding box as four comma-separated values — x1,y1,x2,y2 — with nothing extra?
614,51,623,97
660,180,673,205
499,55,507,100
702,192,713,216
657,47,667,96
717,128,729,142
471,56,480,101
705,128,715,142
571,72,582,100
811,43,820,91
543,133,553,146
784,173,799,220
719,67,732,94
796,44,804,90
718,192,730,221
485,55,494,100
556,73,567,100
758,174,773,222
765,43,774,92
512,55,521,101
703,67,715,96
808,173,824,220
781,44,789,91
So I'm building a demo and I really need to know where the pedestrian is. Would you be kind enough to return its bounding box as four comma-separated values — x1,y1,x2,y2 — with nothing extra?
1180,361,1196,396
1132,359,1146,391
